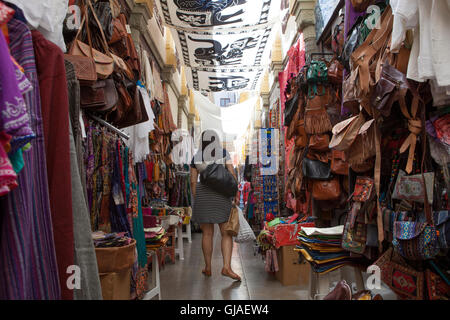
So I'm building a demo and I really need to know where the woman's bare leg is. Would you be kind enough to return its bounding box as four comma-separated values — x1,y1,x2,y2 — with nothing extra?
200,223,214,275
219,222,241,281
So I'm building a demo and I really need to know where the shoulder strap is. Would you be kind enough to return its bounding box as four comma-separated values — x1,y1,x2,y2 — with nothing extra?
419,89,433,226
351,6,393,95
86,0,112,57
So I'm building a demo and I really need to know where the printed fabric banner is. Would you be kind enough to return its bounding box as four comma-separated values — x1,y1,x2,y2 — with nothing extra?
185,67,264,92
155,0,281,30
173,26,273,68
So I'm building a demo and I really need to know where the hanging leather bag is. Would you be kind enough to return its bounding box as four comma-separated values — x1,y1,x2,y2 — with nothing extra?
312,177,341,200
302,148,332,180
80,78,118,112
328,57,343,85
342,69,360,114
115,85,149,129
351,6,393,96
329,113,366,151
330,150,349,175
304,90,333,134
346,118,376,167
309,134,330,152
69,0,114,79
63,53,97,86
370,61,409,117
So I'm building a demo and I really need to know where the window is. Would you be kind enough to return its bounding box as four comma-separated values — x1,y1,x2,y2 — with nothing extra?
220,98,231,107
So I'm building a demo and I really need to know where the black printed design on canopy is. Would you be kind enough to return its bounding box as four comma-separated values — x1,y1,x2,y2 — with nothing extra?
186,67,264,92
157,0,273,30
175,0,247,27
174,27,272,68
188,36,258,66
155,0,281,92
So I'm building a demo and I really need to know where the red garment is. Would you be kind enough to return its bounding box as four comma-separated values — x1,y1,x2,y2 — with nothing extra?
32,30,74,300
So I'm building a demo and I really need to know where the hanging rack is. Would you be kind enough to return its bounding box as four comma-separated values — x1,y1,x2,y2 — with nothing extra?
88,113,130,140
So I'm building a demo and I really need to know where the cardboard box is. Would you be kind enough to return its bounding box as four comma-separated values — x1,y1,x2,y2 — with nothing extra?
99,269,132,300
275,245,310,286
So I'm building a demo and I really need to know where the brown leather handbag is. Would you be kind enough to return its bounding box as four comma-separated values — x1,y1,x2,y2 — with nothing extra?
312,177,341,200
370,61,409,117
331,150,349,175
351,6,393,96
309,134,330,152
63,54,97,85
329,113,366,151
115,85,149,129
294,120,307,148
108,77,133,123
347,118,376,167
304,92,332,134
69,0,114,79
80,79,118,112
328,58,343,85
342,69,360,114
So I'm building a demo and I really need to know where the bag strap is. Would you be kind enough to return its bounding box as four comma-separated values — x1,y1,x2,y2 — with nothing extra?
86,0,113,57
72,3,95,59
399,94,422,174
351,6,393,95
372,105,384,252
419,88,433,226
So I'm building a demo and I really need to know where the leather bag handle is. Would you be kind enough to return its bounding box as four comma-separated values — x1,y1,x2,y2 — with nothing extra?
351,6,393,95
72,3,94,59
86,0,113,57
419,89,433,226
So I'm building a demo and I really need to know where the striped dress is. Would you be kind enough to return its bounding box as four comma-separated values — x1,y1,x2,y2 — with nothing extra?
192,181,233,224
191,150,233,224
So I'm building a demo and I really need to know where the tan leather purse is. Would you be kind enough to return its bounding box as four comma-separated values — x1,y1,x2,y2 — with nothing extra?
69,0,114,79
346,118,376,167
304,92,332,134
329,113,366,151
342,69,360,114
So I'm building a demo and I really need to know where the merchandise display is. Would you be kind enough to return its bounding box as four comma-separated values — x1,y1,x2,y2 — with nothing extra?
0,0,449,303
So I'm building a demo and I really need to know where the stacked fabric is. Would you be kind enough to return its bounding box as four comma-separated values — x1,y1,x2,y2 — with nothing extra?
144,226,167,250
295,226,357,274
92,232,132,248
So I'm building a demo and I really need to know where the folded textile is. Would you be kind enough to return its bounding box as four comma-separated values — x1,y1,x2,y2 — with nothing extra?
301,225,344,236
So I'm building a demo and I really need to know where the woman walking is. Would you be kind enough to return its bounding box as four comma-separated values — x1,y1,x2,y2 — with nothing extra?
190,130,241,281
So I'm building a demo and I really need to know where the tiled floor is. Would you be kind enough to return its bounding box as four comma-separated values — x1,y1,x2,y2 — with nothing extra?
156,225,309,300
153,225,397,300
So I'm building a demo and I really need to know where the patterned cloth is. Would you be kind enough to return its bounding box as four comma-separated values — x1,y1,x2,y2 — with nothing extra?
0,31,34,148
0,18,60,299
0,131,17,195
